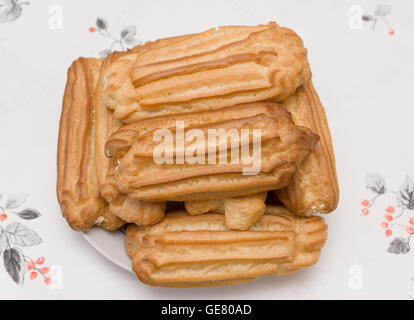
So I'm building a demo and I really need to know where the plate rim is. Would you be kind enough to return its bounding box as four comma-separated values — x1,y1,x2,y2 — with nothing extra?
81,229,133,273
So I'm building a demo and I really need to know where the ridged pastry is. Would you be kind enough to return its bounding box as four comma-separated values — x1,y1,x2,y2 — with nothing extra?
109,102,319,201
94,53,167,225
275,80,339,216
58,56,166,230
57,57,124,231
185,192,267,230
105,100,308,158
101,22,310,122
125,205,327,287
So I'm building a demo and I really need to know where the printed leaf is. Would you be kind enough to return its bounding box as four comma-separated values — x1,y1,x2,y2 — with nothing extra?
387,237,410,255
375,4,391,17
96,17,108,30
16,208,41,220
99,49,111,58
0,227,6,255
121,25,136,40
397,176,414,210
6,193,28,209
124,37,141,47
3,248,24,285
5,222,41,247
365,173,386,195
0,0,23,23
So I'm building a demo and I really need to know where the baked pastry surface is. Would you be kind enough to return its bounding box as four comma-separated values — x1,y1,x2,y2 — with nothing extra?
101,22,310,122
57,23,337,286
276,80,339,216
109,102,319,201
57,58,124,231
125,206,327,287
58,56,166,230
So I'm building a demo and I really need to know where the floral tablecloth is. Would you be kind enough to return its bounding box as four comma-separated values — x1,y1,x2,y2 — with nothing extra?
1,0,413,299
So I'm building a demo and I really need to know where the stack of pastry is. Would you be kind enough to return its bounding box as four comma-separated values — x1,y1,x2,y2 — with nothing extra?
57,22,338,287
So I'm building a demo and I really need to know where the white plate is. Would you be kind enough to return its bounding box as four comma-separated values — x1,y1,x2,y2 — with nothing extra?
82,227,132,273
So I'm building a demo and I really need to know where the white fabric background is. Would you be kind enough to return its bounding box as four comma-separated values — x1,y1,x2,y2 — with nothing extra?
0,0,413,299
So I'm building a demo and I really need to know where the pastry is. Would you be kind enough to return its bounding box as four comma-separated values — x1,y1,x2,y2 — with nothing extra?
275,80,339,216
185,192,267,230
58,56,166,230
125,205,327,287
94,53,167,225
57,57,124,231
109,102,319,201
101,22,310,122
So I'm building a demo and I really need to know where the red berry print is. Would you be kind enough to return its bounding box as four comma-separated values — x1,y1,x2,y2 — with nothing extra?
36,257,45,265
385,206,395,213
30,271,38,280
27,260,35,271
410,218,414,225
89,26,96,33
385,229,392,237
406,227,414,235
361,208,369,216
44,277,52,286
40,267,49,275
361,200,369,207
380,222,388,229
385,215,393,222
0,213,7,222
389,29,395,36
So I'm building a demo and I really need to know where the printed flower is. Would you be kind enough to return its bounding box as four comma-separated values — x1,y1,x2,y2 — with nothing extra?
36,256,45,265
361,4,394,35
27,260,35,270
388,237,410,255
386,206,395,213
361,208,369,216
0,193,49,286
361,200,370,207
91,17,141,58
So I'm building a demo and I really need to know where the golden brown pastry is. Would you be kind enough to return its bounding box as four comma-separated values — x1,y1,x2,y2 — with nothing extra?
101,22,310,122
275,80,339,216
57,57,124,231
57,56,166,230
108,102,319,201
185,192,267,230
125,206,327,287
94,53,167,226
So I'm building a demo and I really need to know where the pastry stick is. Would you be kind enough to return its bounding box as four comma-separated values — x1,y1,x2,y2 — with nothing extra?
275,80,339,216
125,206,327,287
94,53,166,226
57,58,124,231
110,102,318,201
101,22,310,122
